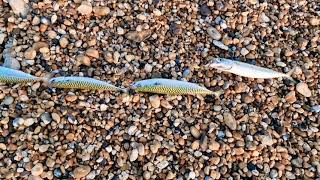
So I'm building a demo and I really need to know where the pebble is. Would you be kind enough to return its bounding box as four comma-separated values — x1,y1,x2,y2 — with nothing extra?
3,56,20,70
149,95,160,108
207,27,221,40
240,48,250,56
23,118,35,126
8,0,29,17
0,33,5,44
46,158,55,168
73,166,91,179
54,168,62,178
125,30,152,42
157,160,169,170
77,1,92,15
144,64,153,73
311,105,320,113
40,112,52,125
128,125,137,136
24,48,36,60
190,126,201,138
296,82,312,97
59,37,69,48
0,143,6,150
223,112,237,130
129,149,139,161
66,95,78,102
3,96,14,105
76,55,91,66
33,42,49,51
309,18,320,26
39,144,50,153
31,163,44,176
208,141,220,151
200,4,211,16
153,9,162,16
212,40,229,50
150,141,161,153
285,91,297,104
86,48,99,58
93,6,110,16
260,135,274,146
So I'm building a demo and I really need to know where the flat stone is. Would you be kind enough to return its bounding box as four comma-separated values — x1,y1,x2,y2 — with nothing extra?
77,1,92,15
190,126,201,138
223,112,237,130
129,148,139,161
31,163,44,176
207,27,221,40
93,6,110,16
86,48,99,58
296,82,312,97
73,166,91,179
149,95,160,108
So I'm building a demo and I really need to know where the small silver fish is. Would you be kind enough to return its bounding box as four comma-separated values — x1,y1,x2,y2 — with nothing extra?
48,76,126,92
206,58,295,79
131,78,222,97
0,66,40,83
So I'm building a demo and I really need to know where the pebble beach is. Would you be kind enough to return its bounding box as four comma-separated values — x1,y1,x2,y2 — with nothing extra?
0,0,319,179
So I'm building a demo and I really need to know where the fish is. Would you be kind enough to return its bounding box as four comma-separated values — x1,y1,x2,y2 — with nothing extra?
206,57,295,79
131,78,223,97
48,76,126,92
0,66,41,83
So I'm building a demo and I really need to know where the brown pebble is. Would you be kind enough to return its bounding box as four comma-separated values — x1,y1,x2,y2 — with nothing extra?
208,141,220,151
85,48,99,58
32,42,49,51
285,91,297,104
296,82,312,97
31,163,44,176
59,37,69,48
190,126,201,138
77,1,92,15
223,112,237,130
73,165,91,179
76,55,91,66
93,6,110,16
125,29,152,42
65,95,78,102
24,47,36,59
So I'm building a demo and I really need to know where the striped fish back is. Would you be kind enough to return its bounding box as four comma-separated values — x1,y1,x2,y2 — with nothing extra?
0,74,39,83
136,85,213,95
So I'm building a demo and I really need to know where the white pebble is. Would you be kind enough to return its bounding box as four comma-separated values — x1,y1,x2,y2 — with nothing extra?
212,40,229,50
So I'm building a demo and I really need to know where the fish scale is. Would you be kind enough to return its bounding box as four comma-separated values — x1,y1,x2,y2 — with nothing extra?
0,66,40,84
132,78,222,96
48,76,126,92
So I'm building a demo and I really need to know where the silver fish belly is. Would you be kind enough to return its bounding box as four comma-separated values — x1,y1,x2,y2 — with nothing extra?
48,76,126,92
0,66,40,83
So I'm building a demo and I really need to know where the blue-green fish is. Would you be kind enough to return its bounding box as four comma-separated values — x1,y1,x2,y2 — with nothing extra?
0,66,40,83
131,78,222,97
48,76,126,92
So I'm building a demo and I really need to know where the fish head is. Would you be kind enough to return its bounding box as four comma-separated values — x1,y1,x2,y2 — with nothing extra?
131,81,143,90
207,58,233,71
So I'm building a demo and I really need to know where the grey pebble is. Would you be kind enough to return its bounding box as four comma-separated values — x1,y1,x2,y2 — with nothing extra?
40,112,52,125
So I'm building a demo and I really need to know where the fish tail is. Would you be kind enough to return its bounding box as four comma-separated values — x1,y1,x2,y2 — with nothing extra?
39,70,61,84
117,87,128,93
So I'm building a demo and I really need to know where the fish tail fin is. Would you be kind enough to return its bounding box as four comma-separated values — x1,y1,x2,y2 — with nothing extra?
285,67,297,84
39,70,61,84
118,87,128,93
211,89,224,100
